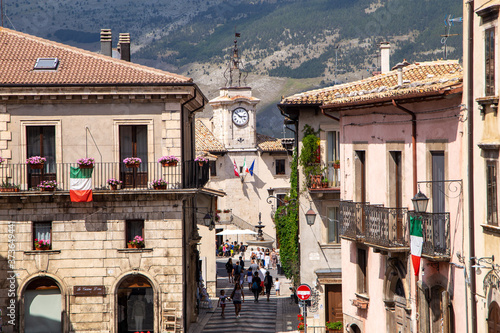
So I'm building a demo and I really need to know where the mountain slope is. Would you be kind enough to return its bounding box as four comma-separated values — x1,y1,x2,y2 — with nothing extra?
3,0,463,136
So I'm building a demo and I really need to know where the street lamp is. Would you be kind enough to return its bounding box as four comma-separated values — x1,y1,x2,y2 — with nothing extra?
411,190,429,213
203,213,212,226
305,207,317,226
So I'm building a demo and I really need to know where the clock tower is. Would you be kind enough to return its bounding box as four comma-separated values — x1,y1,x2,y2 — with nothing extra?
209,35,260,150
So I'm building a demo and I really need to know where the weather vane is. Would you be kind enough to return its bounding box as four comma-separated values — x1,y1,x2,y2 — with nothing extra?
224,31,248,87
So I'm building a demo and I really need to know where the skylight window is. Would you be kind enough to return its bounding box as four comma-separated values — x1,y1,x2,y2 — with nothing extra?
34,58,59,70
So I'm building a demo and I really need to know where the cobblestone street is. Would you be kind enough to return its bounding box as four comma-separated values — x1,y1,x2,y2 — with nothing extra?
189,258,300,333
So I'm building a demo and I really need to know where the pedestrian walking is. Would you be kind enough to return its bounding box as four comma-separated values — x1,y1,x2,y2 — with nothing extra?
247,268,253,290
225,258,233,283
233,261,242,285
264,271,273,301
231,283,244,318
264,248,270,269
249,259,259,273
258,263,267,295
239,256,245,270
271,249,277,269
251,271,262,302
217,290,229,317
275,278,280,296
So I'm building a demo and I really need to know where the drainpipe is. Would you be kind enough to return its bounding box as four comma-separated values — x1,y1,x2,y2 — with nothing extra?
467,1,476,332
392,100,417,195
320,108,340,122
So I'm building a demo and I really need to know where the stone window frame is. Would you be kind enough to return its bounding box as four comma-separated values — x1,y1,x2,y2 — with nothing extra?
32,221,52,250
113,119,155,164
386,141,405,208
20,120,62,164
126,219,145,248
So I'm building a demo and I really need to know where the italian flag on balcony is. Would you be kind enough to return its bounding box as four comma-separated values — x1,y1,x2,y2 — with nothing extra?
70,166,93,202
410,215,423,277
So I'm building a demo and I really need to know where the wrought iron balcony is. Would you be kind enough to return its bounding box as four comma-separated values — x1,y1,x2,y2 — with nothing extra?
0,160,209,192
408,211,450,260
340,201,409,251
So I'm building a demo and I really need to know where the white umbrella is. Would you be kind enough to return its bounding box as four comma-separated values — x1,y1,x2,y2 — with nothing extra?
216,229,257,236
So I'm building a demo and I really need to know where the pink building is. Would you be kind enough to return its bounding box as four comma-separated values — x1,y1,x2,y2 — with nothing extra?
283,59,466,332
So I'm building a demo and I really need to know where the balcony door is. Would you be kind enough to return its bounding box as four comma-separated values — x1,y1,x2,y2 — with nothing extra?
120,125,148,188
431,152,445,249
26,126,56,189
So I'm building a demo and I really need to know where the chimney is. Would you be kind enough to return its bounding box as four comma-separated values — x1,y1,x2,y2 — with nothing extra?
118,33,131,62
100,29,112,57
380,42,391,74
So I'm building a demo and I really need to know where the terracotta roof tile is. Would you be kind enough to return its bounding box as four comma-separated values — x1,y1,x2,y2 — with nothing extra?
257,133,287,152
0,27,191,85
281,60,462,106
195,120,227,154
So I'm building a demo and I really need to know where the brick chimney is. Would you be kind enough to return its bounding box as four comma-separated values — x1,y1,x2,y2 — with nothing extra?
118,33,131,62
380,42,390,74
100,29,112,57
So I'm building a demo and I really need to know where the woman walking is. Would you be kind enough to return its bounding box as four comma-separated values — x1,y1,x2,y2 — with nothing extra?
264,271,274,301
251,272,262,302
271,249,277,269
231,283,244,318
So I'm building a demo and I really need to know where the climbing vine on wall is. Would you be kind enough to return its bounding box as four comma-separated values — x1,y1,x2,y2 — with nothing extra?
275,148,300,285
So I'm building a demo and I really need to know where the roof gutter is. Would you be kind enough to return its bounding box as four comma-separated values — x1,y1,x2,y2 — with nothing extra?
320,108,339,122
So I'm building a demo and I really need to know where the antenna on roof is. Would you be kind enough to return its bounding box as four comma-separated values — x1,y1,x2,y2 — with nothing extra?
441,15,462,60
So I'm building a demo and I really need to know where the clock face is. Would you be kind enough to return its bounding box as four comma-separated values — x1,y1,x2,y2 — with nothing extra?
232,107,249,126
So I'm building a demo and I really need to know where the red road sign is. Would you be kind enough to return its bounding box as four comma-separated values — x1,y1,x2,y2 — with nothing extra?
297,284,312,301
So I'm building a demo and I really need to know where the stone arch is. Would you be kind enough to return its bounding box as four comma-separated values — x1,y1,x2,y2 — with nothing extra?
488,301,500,333
384,257,410,332
20,273,69,333
347,323,362,333
111,271,161,333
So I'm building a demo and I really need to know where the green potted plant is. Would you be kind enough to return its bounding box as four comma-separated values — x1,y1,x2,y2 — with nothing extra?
333,159,340,169
321,177,329,188
325,320,343,332
1,181,20,192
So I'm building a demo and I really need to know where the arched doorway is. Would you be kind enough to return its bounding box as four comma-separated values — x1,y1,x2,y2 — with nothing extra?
24,277,62,333
384,258,409,332
117,275,154,333
488,301,500,333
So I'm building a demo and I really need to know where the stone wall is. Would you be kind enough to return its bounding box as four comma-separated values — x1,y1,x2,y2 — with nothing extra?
0,192,186,333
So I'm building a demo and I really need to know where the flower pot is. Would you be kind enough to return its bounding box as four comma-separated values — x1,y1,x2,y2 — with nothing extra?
162,161,177,167
41,187,55,192
153,185,167,190
322,182,328,188
36,246,50,251
198,162,205,167
79,165,94,169
126,163,140,168
0,188,19,192
30,163,44,170
127,243,141,249
110,184,118,191
333,163,340,169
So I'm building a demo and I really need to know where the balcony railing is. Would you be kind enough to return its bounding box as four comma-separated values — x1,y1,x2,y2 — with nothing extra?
0,160,209,192
408,211,450,259
307,164,340,190
340,201,408,249
341,201,451,259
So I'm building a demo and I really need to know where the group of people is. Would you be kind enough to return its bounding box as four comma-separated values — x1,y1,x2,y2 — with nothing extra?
219,252,281,318
249,247,278,270
217,240,246,258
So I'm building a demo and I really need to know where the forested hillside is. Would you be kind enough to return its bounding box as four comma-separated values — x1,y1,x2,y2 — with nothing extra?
4,0,462,136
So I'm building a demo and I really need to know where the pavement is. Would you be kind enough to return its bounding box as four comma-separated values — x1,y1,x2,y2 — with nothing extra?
189,257,301,333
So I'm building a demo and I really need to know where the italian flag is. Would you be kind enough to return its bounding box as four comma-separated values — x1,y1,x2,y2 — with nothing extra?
410,215,423,277
70,166,93,202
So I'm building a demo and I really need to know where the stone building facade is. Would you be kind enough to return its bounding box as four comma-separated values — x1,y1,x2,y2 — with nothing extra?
0,27,221,333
